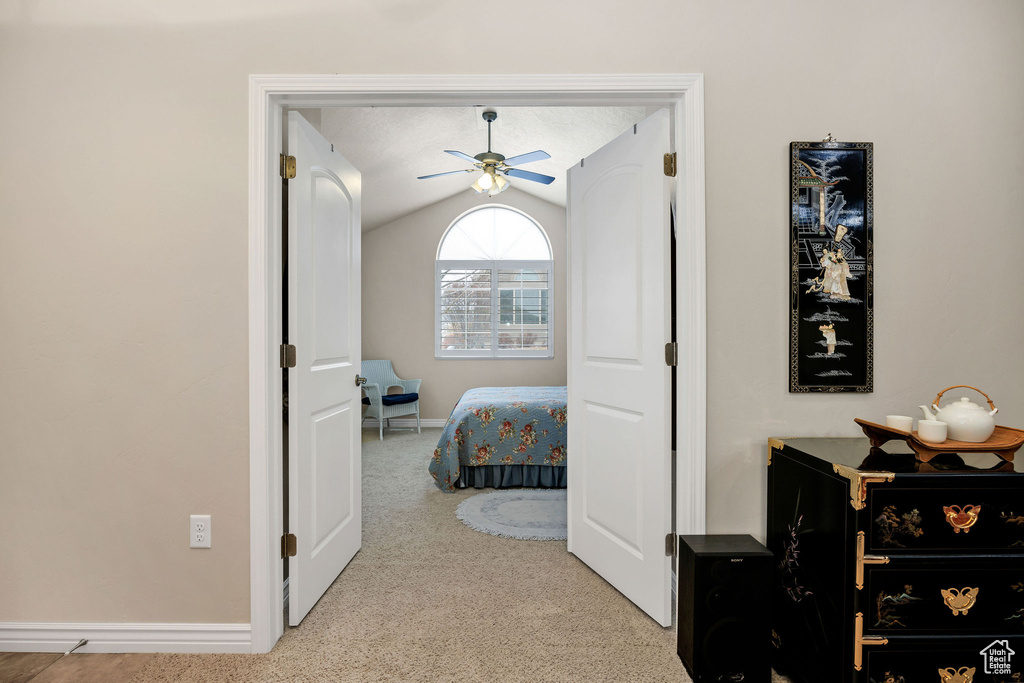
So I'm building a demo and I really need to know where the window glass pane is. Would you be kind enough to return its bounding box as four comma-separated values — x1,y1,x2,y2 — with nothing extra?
498,289,514,325
497,268,549,351
439,268,491,350
438,207,551,260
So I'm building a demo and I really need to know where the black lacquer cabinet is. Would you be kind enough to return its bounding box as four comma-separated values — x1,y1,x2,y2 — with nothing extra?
768,437,1024,683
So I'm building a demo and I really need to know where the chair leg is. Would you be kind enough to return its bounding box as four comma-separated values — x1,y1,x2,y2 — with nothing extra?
379,415,384,441
416,408,421,433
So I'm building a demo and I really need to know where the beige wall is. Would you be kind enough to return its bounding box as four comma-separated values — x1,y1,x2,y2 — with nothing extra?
1,0,1022,626
360,190,568,421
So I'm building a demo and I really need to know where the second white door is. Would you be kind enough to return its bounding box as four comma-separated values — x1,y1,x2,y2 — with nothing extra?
567,108,674,626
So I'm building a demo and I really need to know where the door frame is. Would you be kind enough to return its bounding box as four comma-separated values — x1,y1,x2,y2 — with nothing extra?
248,74,707,654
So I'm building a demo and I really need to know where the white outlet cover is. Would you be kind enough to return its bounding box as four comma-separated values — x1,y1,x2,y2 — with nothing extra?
190,514,211,548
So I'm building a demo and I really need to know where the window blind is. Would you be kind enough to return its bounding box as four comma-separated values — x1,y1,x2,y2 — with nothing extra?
498,268,550,351
438,268,492,351
436,262,553,358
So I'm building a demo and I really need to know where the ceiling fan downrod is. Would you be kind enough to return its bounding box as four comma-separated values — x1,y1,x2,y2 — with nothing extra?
482,110,497,153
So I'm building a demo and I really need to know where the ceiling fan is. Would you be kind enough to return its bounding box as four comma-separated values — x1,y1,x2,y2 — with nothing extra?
417,110,556,195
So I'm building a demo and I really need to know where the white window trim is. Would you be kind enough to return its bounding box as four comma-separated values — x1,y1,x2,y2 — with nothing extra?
435,259,555,359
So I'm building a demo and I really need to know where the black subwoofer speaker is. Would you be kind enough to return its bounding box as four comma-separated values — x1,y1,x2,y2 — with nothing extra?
678,534,772,683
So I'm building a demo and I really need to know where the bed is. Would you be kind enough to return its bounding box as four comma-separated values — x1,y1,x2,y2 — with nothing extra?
429,386,568,492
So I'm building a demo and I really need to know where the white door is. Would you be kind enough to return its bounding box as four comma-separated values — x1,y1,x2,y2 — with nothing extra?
287,111,362,625
567,108,673,626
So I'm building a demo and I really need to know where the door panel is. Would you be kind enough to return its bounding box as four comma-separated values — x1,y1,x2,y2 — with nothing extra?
584,403,643,554
567,108,673,626
311,403,354,554
287,111,362,626
582,168,642,361
311,172,352,363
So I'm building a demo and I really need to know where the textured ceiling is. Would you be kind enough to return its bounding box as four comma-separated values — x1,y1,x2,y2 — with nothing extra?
317,106,650,231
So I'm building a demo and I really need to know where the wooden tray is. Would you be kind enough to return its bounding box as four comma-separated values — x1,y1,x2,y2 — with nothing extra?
854,418,1024,463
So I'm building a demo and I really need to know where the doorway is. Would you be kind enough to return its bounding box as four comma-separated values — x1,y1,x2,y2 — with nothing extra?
249,74,707,654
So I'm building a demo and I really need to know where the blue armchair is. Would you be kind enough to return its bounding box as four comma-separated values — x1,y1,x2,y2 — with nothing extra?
360,360,421,440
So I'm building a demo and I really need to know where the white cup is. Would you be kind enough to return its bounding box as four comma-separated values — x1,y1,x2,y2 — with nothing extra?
918,419,948,444
885,415,914,432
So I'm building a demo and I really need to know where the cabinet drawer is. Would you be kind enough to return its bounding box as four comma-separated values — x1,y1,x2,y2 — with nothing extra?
863,636,1024,682
862,559,1024,636
868,485,1024,554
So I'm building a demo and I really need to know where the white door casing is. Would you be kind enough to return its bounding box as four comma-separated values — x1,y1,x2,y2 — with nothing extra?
567,108,673,626
250,75,705,653
287,111,362,625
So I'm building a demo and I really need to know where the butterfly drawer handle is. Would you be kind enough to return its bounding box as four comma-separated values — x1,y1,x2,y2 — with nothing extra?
943,505,981,533
938,666,975,683
940,586,978,616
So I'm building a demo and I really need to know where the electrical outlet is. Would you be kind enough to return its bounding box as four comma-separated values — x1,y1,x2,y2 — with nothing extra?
190,514,211,548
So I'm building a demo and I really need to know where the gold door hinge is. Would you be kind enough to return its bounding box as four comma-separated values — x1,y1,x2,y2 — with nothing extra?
855,531,889,590
665,533,677,557
853,612,887,671
280,154,296,179
664,152,677,177
280,344,297,368
281,533,297,558
665,342,678,367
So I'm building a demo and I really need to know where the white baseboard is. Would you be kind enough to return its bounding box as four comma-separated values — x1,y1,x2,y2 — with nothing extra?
361,418,446,429
0,622,251,653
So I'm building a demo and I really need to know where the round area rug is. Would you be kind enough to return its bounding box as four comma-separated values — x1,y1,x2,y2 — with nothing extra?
455,488,567,540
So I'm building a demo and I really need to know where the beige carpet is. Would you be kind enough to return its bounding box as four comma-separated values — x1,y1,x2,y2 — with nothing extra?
131,428,698,682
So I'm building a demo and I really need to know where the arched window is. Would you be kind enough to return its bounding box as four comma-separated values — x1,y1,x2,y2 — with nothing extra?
436,206,553,358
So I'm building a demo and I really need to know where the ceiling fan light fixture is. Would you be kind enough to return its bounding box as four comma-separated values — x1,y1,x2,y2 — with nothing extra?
488,174,509,196
476,171,494,191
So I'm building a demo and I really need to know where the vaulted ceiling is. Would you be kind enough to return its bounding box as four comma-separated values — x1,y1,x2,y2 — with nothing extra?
315,106,651,231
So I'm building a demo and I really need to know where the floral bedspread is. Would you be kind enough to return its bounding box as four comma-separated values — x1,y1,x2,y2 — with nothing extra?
430,386,568,492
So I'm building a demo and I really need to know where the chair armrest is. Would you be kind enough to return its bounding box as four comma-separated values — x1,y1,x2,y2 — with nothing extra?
362,383,383,403
398,379,421,394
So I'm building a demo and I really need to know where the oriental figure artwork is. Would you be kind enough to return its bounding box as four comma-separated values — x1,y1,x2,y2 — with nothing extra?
818,323,836,355
790,140,873,392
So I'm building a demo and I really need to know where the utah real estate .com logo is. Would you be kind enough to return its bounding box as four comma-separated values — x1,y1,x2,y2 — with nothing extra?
980,639,1015,675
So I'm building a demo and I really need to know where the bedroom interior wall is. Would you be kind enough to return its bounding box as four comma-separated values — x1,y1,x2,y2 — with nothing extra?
357,188,568,421
1,0,1021,628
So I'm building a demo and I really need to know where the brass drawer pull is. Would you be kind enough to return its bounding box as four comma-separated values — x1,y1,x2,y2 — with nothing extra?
938,666,975,683
943,504,981,533
940,587,978,615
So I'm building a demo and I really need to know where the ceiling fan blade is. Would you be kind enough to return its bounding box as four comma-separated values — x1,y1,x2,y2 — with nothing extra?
502,150,551,166
504,168,556,185
417,169,474,180
444,150,479,163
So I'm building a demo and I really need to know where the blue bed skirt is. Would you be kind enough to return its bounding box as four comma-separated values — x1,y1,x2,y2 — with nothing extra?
455,464,567,489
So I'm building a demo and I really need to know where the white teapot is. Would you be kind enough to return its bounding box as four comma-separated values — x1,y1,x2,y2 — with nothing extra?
920,385,998,443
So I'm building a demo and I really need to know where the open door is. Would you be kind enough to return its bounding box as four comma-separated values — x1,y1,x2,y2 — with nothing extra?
567,108,673,626
287,111,362,625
